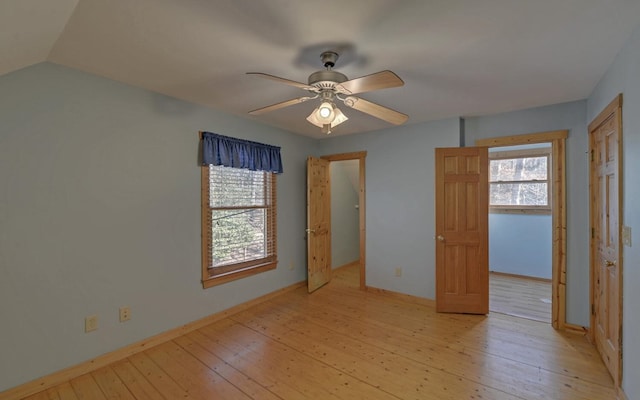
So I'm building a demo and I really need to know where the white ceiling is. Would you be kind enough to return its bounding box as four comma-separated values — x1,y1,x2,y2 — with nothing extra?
2,0,639,139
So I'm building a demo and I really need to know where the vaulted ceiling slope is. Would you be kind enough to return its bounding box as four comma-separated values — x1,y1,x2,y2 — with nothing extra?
2,0,639,138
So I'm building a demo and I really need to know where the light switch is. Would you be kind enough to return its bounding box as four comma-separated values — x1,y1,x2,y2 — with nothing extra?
622,226,632,247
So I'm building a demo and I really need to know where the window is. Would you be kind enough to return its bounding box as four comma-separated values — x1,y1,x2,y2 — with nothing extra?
201,165,277,287
489,147,551,214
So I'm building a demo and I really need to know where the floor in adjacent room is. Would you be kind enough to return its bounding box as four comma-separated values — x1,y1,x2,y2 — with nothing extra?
489,272,552,323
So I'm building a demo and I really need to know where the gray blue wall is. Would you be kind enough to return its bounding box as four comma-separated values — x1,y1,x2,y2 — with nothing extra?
587,22,640,399
0,63,315,391
489,214,552,279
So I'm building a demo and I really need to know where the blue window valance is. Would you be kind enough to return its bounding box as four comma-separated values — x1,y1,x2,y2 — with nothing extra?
201,131,283,174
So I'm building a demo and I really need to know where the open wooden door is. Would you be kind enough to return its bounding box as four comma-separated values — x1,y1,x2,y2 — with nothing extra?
590,94,622,385
307,156,331,293
435,147,489,314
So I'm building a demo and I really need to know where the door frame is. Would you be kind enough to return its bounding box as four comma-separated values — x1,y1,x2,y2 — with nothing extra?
476,130,568,330
588,94,623,386
321,151,367,290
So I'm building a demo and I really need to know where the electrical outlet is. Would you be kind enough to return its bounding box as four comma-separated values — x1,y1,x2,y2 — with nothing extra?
85,315,98,333
395,267,402,277
119,306,131,322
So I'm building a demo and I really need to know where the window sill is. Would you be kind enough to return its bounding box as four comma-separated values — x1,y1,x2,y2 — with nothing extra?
490,207,551,215
202,261,277,288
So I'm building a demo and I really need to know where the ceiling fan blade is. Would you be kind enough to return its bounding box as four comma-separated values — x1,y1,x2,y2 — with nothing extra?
343,96,408,125
246,72,312,90
335,70,404,95
248,96,314,115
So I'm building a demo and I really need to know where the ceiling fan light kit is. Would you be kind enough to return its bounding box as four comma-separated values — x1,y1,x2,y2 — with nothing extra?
315,91,338,123
306,102,348,134
317,102,334,120
247,51,408,134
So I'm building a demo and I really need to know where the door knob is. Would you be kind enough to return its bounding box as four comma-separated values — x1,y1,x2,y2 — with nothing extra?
306,228,316,234
436,235,445,242
605,259,616,267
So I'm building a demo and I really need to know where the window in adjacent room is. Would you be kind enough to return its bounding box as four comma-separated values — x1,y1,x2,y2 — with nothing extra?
489,147,551,214
200,132,282,288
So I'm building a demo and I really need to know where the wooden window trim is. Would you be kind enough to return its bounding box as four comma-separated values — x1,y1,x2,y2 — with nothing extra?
489,147,552,214
489,206,551,215
201,165,278,288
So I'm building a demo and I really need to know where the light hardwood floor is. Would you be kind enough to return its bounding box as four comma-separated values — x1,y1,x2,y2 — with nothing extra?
22,264,614,400
489,272,552,323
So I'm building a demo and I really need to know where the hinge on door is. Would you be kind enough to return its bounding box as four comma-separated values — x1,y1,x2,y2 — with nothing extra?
591,304,595,315
592,228,595,239
619,329,623,352
591,149,594,162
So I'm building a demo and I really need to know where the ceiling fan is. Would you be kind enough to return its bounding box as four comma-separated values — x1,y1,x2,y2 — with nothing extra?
247,51,408,134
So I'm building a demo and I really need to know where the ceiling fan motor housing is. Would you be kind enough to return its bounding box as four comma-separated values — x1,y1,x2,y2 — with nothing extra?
308,70,348,90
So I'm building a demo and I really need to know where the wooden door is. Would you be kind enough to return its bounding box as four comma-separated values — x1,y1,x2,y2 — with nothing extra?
590,96,622,384
307,156,332,293
435,147,489,314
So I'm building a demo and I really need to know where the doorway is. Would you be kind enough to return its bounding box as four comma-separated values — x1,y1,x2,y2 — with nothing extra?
487,143,553,323
318,152,367,290
475,130,568,329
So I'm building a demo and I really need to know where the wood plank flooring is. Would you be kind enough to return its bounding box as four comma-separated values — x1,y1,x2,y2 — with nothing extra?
23,265,614,400
490,272,552,323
